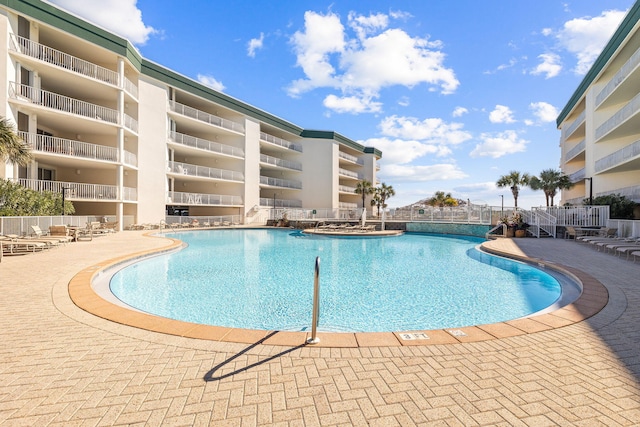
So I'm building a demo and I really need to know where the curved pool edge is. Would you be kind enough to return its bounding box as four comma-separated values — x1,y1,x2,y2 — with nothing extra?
68,232,609,348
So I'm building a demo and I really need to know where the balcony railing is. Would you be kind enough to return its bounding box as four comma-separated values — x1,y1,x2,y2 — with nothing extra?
339,185,356,193
595,139,640,173
9,34,119,86
338,168,363,179
259,154,302,171
568,168,586,182
260,132,302,152
167,191,242,206
20,131,116,161
167,161,244,182
169,100,245,134
259,197,302,208
595,91,640,141
10,82,117,122
123,76,138,98
169,131,244,158
596,46,640,107
565,138,586,162
599,184,640,202
17,178,136,201
561,110,585,140
123,114,138,133
123,151,138,167
339,202,358,209
338,151,364,165
259,176,302,189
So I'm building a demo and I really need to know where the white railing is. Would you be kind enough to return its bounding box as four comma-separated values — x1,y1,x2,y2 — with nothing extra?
123,76,138,98
595,139,640,172
526,209,557,238
167,161,244,182
338,151,363,165
123,113,138,133
259,154,302,171
539,206,610,227
596,45,640,107
9,34,119,86
569,168,586,182
167,191,242,206
339,202,358,209
565,138,585,162
259,176,302,189
259,197,302,208
123,151,138,167
9,83,118,124
20,131,117,162
169,131,244,158
338,168,362,179
17,178,136,201
0,215,135,236
164,214,243,226
260,132,302,152
561,110,585,140
596,91,640,141
389,205,494,224
339,185,356,193
598,184,640,202
168,100,245,133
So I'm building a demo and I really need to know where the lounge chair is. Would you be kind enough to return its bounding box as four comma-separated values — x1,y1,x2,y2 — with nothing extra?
49,225,74,242
1,235,48,253
32,225,72,244
565,226,576,240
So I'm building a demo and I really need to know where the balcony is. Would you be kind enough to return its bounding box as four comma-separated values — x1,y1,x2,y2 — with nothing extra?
259,176,302,189
18,178,137,201
259,154,302,171
20,132,138,167
260,132,302,152
595,91,640,141
339,151,364,165
561,110,585,141
568,168,586,182
599,184,640,202
167,161,244,182
339,202,358,209
564,138,585,162
339,185,356,193
338,168,363,180
9,34,119,86
169,131,244,158
596,46,640,107
259,197,302,208
9,83,138,133
595,139,640,173
169,101,245,134
167,191,242,206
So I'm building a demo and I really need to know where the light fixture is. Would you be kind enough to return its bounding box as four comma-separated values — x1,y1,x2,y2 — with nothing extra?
76,169,81,175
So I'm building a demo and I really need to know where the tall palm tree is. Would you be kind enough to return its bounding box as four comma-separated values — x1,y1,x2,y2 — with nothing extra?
529,168,574,206
0,117,31,166
377,182,395,213
354,179,374,209
496,171,531,209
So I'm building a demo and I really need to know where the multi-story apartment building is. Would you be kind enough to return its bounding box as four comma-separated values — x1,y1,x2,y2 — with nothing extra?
0,0,381,228
557,1,640,206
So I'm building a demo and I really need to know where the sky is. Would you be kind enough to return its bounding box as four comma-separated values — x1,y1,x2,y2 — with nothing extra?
46,0,637,209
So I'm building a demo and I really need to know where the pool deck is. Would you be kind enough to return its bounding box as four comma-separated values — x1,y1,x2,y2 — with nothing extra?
1,231,639,425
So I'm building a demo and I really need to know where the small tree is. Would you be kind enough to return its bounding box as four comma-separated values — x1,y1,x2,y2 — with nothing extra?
530,169,574,206
426,191,459,207
354,180,374,209
586,194,636,219
0,179,74,216
370,183,395,216
496,171,531,209
0,117,31,166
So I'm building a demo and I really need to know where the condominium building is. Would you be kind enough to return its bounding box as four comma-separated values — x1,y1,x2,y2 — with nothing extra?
0,0,381,228
557,1,640,206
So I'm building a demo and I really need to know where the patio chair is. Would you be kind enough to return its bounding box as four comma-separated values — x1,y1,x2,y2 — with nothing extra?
32,225,72,244
1,235,48,253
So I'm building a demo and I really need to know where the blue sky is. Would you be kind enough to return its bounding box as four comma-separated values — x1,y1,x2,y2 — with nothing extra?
48,0,636,208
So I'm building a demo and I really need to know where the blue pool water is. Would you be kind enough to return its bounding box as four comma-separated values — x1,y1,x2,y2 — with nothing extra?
109,229,564,332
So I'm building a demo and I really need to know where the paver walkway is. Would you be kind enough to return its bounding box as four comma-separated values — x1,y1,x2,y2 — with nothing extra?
1,231,639,426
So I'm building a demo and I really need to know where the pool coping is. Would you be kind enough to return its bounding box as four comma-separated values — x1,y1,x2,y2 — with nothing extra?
67,232,609,348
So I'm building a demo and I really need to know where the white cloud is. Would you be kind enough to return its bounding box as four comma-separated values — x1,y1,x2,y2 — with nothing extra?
469,130,528,158
363,137,451,165
453,182,498,193
323,94,381,114
48,0,157,45
378,115,472,145
556,9,628,75
531,53,562,78
288,10,459,114
529,101,559,123
452,106,468,117
197,74,225,92
247,33,264,57
489,105,515,124
382,163,468,182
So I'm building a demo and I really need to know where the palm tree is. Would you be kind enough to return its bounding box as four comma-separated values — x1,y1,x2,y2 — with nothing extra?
426,191,458,207
354,180,374,209
376,182,395,215
529,169,574,206
496,171,531,209
0,117,31,166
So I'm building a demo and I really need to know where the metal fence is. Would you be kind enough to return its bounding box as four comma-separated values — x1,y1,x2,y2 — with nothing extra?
0,215,134,236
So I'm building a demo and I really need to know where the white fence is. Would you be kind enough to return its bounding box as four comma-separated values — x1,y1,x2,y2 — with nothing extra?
0,215,134,236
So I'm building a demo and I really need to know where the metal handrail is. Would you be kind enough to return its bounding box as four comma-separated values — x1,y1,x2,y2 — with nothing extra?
307,256,320,344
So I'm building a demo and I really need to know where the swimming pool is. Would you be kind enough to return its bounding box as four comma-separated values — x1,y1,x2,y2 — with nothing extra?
107,229,574,333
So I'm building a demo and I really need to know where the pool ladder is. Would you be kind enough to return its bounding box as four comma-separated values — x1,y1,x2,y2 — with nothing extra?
307,256,321,344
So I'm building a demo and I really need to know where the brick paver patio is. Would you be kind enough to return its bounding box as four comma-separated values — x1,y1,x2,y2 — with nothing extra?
1,231,639,426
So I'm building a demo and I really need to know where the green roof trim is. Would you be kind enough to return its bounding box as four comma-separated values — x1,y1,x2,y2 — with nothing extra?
2,0,142,69
557,1,640,126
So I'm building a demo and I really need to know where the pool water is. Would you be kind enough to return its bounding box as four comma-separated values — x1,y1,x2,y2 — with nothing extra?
109,229,563,332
